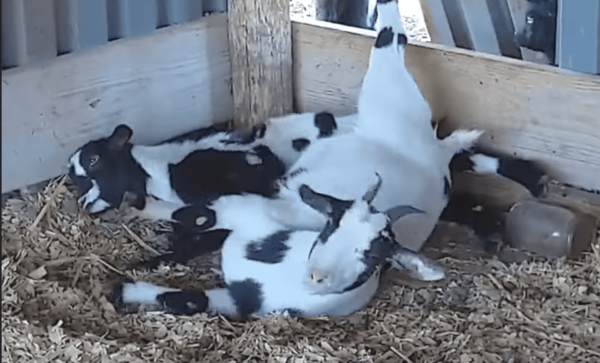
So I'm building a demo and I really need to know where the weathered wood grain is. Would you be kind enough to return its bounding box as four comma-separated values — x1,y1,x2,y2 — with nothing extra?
292,18,600,192
2,15,233,193
227,0,294,129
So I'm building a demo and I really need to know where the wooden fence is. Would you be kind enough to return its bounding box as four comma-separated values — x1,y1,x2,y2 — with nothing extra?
1,0,228,70
420,0,600,75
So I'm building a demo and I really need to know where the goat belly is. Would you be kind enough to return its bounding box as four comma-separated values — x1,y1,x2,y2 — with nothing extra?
168,148,286,203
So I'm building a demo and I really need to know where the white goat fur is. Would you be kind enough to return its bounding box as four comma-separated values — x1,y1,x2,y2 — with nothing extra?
122,188,388,318
69,112,357,218
252,0,484,290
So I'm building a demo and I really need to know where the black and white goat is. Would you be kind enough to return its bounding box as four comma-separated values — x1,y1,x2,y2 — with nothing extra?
115,174,424,318
221,0,480,289
514,0,557,65
67,111,355,219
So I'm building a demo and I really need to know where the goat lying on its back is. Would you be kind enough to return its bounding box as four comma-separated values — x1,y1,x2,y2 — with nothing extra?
115,173,423,318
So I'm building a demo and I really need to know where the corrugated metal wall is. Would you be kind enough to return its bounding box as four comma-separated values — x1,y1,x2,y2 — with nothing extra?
1,0,228,70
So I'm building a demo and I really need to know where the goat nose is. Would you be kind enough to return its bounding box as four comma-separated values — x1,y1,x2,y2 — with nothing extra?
309,269,329,285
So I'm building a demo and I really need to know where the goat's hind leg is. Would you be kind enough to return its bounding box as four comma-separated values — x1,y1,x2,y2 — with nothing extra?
450,146,548,197
136,203,229,270
112,279,242,318
112,279,209,316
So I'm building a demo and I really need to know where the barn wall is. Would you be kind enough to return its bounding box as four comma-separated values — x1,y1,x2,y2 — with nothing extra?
292,18,600,192
1,14,233,193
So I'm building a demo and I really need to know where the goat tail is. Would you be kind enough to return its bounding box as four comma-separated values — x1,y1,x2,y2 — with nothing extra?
449,145,549,198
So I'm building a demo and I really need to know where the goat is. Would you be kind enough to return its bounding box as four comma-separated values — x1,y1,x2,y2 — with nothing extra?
114,173,425,318
67,111,354,219
514,0,557,65
220,0,480,291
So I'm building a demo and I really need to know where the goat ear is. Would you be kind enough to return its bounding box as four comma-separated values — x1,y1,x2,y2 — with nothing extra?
108,124,133,150
385,205,424,225
299,184,335,216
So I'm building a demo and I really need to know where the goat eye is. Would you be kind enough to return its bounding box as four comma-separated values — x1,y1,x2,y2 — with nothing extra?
89,155,99,166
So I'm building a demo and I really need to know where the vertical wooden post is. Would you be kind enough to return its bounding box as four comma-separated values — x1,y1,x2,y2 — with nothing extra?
227,0,294,129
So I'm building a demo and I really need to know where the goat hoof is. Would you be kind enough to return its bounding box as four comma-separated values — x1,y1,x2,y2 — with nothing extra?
389,249,446,282
157,290,209,316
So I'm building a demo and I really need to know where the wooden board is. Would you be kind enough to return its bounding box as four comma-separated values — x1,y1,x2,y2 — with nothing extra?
292,18,600,192
1,14,233,194
227,0,293,129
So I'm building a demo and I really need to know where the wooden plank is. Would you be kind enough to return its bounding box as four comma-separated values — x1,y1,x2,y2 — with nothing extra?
441,0,473,50
292,18,600,192
1,0,57,68
157,0,204,27
55,0,109,54
1,15,233,193
485,0,522,59
227,0,294,129
419,0,456,47
106,0,158,40
454,0,501,55
556,0,600,75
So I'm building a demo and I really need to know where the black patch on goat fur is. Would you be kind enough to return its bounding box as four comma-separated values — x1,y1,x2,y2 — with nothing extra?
253,123,267,140
314,112,337,138
457,146,547,198
439,192,504,242
342,237,388,293
308,198,354,258
111,278,140,314
168,145,285,203
225,123,268,145
136,229,231,271
160,125,225,144
157,290,209,315
172,229,230,264
375,27,394,48
245,230,292,264
172,204,217,231
289,167,307,179
292,138,311,152
397,34,408,47
68,165,92,196
228,279,264,318
443,176,451,197
497,157,545,197
449,150,475,174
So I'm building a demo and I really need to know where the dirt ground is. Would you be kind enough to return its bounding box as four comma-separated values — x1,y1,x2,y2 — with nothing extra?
2,170,600,362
